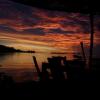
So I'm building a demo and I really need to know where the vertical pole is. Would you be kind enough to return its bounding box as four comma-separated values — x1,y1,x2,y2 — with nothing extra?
89,13,94,68
80,42,86,62
33,56,41,80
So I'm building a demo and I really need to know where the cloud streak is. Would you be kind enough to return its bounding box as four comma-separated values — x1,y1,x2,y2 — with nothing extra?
0,0,100,54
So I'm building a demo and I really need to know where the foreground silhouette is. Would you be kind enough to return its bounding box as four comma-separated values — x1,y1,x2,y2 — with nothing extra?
33,56,86,80
0,55,100,97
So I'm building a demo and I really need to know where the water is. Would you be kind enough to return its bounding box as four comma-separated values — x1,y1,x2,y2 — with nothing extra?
0,52,75,82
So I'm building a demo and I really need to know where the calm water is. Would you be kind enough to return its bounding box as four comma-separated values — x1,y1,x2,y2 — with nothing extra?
0,52,75,82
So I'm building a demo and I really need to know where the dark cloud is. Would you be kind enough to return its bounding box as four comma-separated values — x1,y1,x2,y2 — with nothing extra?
0,0,98,36
22,28,45,35
74,20,90,33
0,24,17,33
60,17,90,34
93,44,100,57
92,15,100,31
0,0,33,19
49,28,76,34
95,22,100,31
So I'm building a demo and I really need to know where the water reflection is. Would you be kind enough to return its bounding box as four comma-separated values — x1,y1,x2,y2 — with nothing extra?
0,52,76,68
0,52,77,82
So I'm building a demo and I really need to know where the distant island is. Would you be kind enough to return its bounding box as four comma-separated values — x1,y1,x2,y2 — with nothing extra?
0,45,35,53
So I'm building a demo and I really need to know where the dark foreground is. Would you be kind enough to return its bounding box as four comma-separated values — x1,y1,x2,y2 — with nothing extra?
0,80,99,98
0,56,100,97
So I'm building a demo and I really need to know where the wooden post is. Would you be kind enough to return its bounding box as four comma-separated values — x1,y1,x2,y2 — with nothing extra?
80,42,86,62
33,56,41,80
89,13,94,68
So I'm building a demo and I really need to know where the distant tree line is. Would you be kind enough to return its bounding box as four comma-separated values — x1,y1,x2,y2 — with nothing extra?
0,45,35,53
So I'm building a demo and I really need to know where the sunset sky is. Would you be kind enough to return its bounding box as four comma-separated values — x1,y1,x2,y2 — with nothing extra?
0,0,100,55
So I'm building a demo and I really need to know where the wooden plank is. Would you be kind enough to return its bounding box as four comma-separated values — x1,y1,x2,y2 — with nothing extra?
33,56,41,79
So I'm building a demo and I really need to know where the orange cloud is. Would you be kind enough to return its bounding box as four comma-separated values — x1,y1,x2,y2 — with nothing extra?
0,32,93,51
0,2,99,54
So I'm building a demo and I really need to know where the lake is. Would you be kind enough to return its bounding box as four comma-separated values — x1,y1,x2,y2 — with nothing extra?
0,52,77,82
